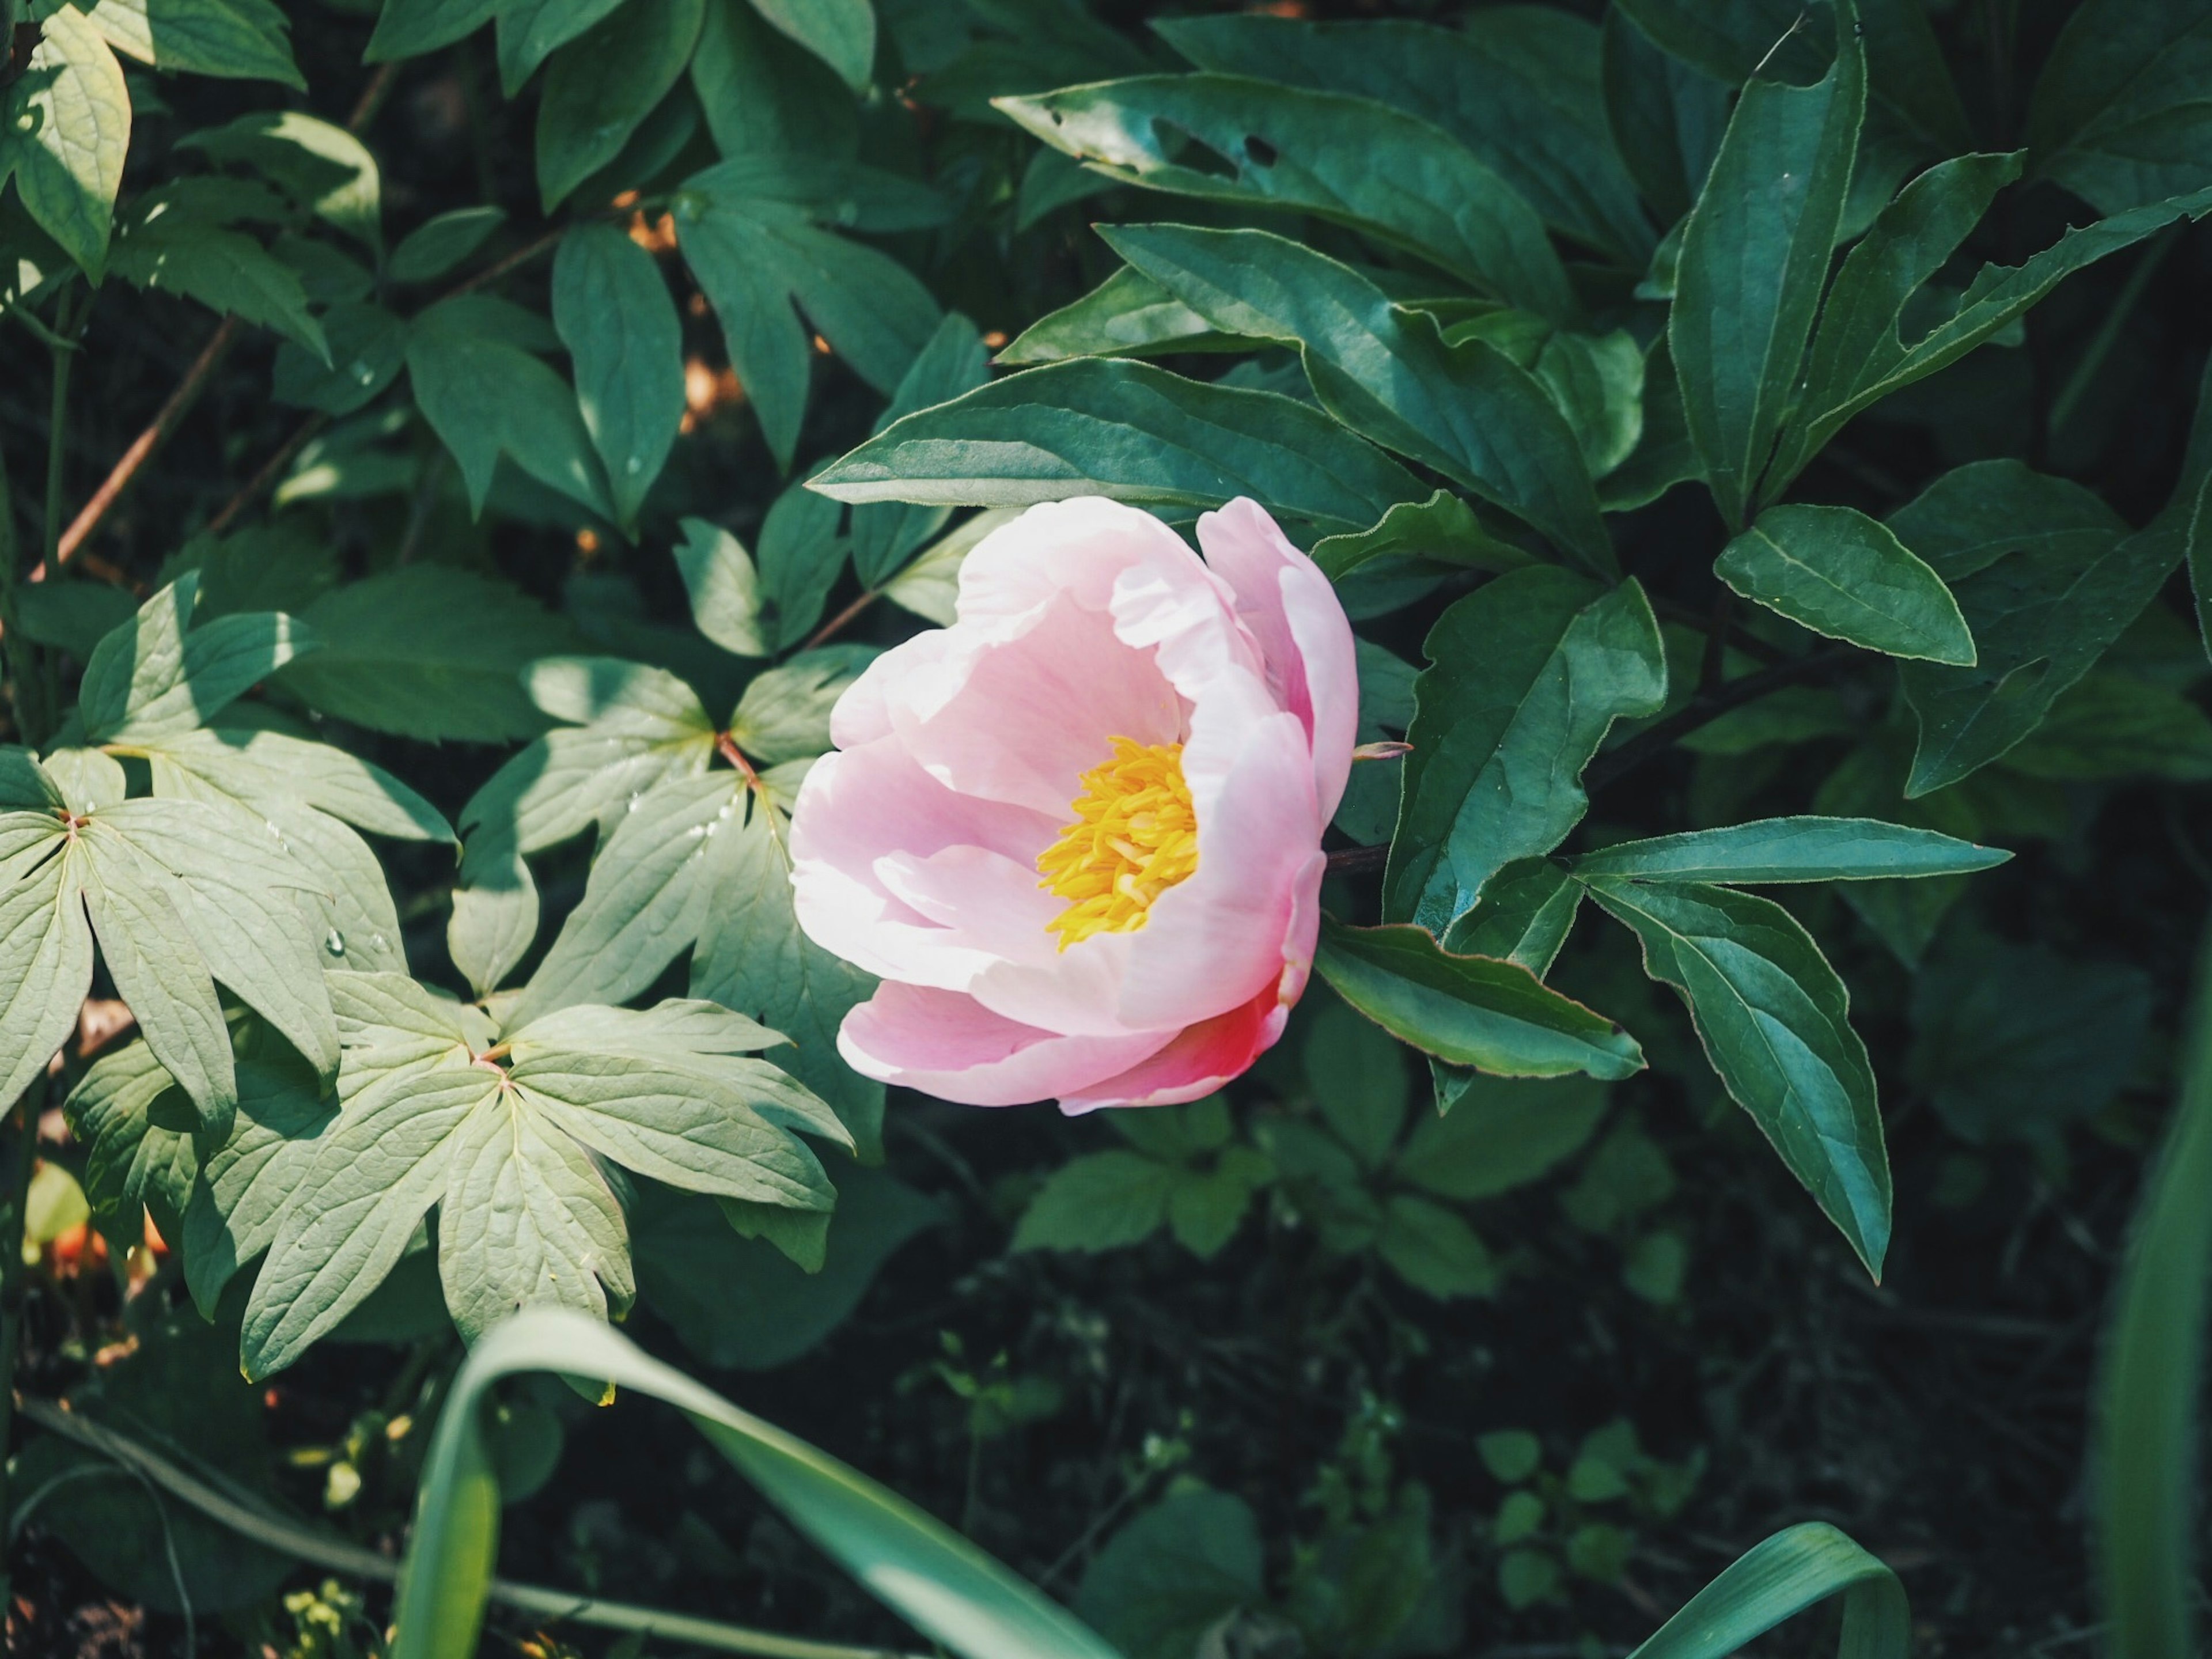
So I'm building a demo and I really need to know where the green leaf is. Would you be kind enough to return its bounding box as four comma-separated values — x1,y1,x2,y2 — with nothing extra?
672,517,768,657
553,224,683,531
1483,1430,1543,1484
691,789,884,1159
535,0,704,211
180,1049,337,1316
39,747,123,812
1438,858,1584,976
851,313,990,588
79,577,316,743
810,358,1422,533
1387,569,1666,931
1570,816,2009,884
1077,1488,1263,1659
1164,1150,1268,1260
272,300,406,416
1446,309,1647,482
0,831,96,1112
1309,490,1533,584
2026,0,2212,214
1103,225,1608,567
66,1039,196,1252
1668,1,1864,527
1583,877,1889,1277
748,0,873,91
675,160,945,470
1889,459,2165,796
1316,918,1645,1083
996,266,1231,367
1770,170,2212,494
366,0,495,59
1397,1074,1609,1200
89,797,338,1077
109,206,325,354
278,565,581,743
134,725,452,843
2004,671,2212,782
407,297,615,520
1626,1523,1907,1659
1304,996,1409,1168
689,0,855,160
15,580,135,660
0,5,130,276
1716,503,1974,664
181,111,380,249
1600,9,1729,227
1156,10,1653,265
997,75,1574,319
882,508,1016,628
634,1165,944,1369
1013,1150,1177,1253
513,772,738,1025
72,0,301,85
494,0,625,94
1377,1193,1497,1299
389,204,505,283
755,475,850,650
393,1309,1126,1659
726,645,872,766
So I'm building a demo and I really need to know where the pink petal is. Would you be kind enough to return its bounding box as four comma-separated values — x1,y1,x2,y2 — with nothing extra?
839,980,1170,1107
1196,498,1361,819
1059,980,1291,1111
956,497,1206,628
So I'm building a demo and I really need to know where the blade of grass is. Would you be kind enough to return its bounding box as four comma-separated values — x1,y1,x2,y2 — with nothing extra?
1627,1522,1908,1659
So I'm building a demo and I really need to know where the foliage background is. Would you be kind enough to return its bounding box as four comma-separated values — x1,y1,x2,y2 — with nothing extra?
2,0,2211,1656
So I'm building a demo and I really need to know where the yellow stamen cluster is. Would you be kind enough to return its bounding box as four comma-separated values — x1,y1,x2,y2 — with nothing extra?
1036,737,1199,950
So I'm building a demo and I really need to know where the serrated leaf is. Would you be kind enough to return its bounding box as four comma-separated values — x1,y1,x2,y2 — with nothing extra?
998,75,1573,319
1584,877,1889,1276
1103,225,1608,568
109,202,325,354
1157,10,1653,266
810,358,1422,533
0,6,130,276
1316,918,1645,1082
1387,569,1666,931
535,0,704,211
407,298,614,520
279,565,581,743
1715,504,1974,664
1570,816,2009,884
691,790,884,1160
1668,1,1864,527
1889,460,2164,796
553,222,683,530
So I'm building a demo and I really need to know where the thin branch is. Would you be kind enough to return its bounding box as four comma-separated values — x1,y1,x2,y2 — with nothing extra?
1325,843,1389,875
48,316,241,570
446,224,569,298
804,586,881,652
17,1399,927,1659
206,412,327,536
1585,647,1858,792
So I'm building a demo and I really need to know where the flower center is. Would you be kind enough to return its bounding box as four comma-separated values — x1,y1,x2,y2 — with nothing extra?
1036,737,1199,950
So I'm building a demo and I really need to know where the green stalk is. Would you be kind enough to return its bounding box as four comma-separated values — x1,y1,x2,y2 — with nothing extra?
2096,930,2212,1659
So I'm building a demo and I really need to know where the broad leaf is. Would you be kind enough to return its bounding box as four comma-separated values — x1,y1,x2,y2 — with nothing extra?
109,195,324,354
1156,10,1653,265
0,5,130,276
1889,460,2162,796
366,0,497,60
1570,817,2008,884
1715,504,1975,664
996,74,1575,319
1584,877,1889,1276
552,224,684,531
997,266,1232,366
1396,1074,1610,1199
2027,0,2212,214
534,0,704,210
1388,568,1666,931
1315,919,1646,1082
79,576,316,743
810,358,1423,533
672,518,769,658
66,1037,198,1249
0,827,96,1112
1103,225,1609,568
181,111,380,248
1668,0,1864,527
749,0,874,91
850,313,990,588
726,646,871,767
495,0,626,93
73,0,302,86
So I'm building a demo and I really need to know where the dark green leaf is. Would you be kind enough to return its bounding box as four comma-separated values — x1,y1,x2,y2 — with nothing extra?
389,204,505,283
109,207,325,355
181,112,380,248
1601,8,1728,226
554,224,684,529
690,0,856,160
1388,569,1666,930
1717,504,1974,663
1889,460,2164,796
851,313,990,587
996,266,1230,366
272,301,406,415
2027,0,2212,213
75,0,301,86
1078,1488,1263,1659
996,75,1574,319
366,0,496,59
1310,490,1533,584
748,0,874,91
810,358,1422,533
535,0,705,211
1398,1074,1609,1200
1584,877,1888,1275
1668,4,1864,526
2005,671,2212,782
66,1038,197,1249
1013,1150,1178,1252
1316,918,1646,1082
1377,1193,1498,1299
495,0,626,94
1571,816,2007,884
1157,10,1653,264
673,517,769,657
1103,225,1608,566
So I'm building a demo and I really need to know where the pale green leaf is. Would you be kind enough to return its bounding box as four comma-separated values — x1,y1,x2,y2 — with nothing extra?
728,646,872,767
672,518,768,658
0,835,95,1111
0,5,130,276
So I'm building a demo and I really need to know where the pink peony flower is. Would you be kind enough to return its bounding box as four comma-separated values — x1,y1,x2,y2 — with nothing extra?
789,496,1358,1111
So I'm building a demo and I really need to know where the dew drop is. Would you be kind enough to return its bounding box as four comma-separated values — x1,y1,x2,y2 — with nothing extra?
370,934,389,953
624,456,643,475
324,929,346,958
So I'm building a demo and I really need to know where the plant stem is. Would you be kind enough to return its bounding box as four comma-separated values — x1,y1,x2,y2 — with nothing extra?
804,586,881,652
0,1092,43,1581
40,303,70,573
16,1399,925,1659
2047,226,2179,442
